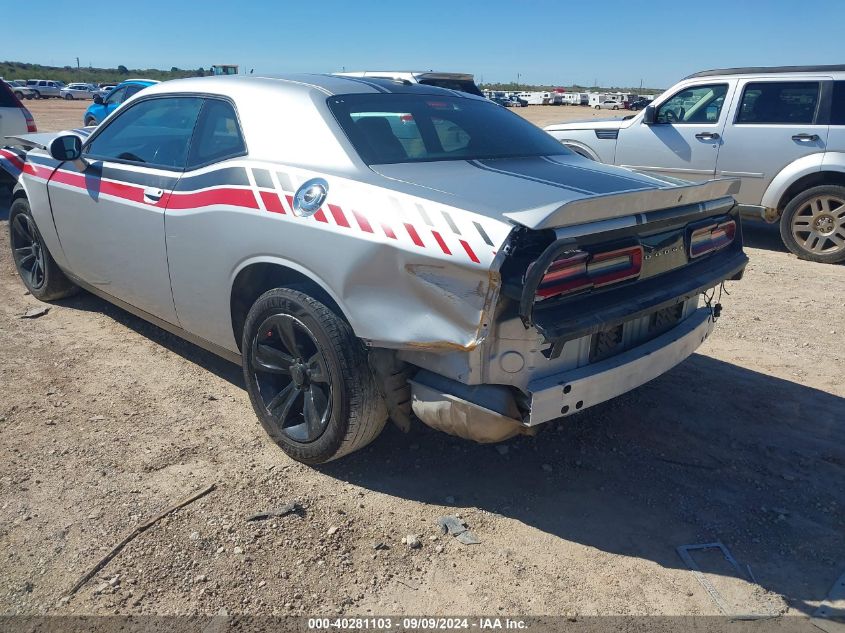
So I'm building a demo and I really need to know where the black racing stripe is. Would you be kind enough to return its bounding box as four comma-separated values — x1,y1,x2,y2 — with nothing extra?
337,76,391,94
252,168,273,189
541,155,657,187
469,159,593,196
84,162,179,190
473,221,494,246
477,157,654,195
175,167,250,191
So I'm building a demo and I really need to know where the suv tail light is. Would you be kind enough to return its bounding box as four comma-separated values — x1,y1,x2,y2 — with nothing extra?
689,219,736,258
535,245,643,301
21,106,37,132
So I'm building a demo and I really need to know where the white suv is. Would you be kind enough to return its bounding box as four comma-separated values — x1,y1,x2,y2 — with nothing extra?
545,65,845,264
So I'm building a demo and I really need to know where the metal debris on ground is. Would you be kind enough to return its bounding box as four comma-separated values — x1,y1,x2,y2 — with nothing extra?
437,515,480,545
676,541,777,620
20,307,49,319
246,502,304,522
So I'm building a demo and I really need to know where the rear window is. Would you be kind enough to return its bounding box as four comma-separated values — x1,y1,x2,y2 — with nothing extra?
328,94,568,165
0,81,20,108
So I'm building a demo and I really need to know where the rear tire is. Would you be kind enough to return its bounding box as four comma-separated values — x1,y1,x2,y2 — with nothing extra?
779,185,845,264
9,198,79,301
241,288,387,464
84,117,97,126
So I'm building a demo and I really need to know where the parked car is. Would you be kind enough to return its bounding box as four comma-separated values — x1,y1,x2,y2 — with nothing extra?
0,81,36,190
97,84,116,99
545,64,845,263
60,83,98,100
627,98,650,111
4,80,36,100
594,100,622,110
25,79,65,99
1,74,747,464
335,71,483,96
83,79,158,125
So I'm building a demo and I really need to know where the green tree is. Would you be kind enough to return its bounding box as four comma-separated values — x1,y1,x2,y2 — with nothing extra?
117,65,128,74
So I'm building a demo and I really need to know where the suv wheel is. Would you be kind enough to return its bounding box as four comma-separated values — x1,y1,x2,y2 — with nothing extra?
780,185,845,264
32,90,41,99
9,198,79,300
242,288,387,464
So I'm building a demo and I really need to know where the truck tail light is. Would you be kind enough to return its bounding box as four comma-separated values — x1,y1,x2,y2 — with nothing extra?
21,106,37,132
535,245,643,301
689,219,736,258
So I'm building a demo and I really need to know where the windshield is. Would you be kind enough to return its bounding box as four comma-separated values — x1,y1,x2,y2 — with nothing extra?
328,94,568,165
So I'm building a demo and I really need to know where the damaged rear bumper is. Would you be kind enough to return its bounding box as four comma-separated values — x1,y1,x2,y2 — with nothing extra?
409,306,714,440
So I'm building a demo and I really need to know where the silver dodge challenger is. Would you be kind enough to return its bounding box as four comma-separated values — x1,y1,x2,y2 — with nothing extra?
1,74,748,464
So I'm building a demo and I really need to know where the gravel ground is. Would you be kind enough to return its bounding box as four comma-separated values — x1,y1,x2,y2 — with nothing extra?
0,100,843,620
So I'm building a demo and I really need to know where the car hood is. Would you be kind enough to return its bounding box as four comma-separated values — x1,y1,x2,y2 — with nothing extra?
370,154,738,230
543,118,628,132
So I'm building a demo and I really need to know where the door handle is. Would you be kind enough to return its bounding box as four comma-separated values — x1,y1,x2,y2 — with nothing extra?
143,187,163,203
695,132,720,140
792,133,819,142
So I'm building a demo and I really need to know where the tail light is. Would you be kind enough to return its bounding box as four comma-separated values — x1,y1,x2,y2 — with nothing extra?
21,106,37,132
689,219,736,258
535,245,643,301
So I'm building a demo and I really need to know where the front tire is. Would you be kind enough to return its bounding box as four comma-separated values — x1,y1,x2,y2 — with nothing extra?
32,90,41,99
84,116,97,126
9,198,78,301
780,185,845,264
241,288,387,464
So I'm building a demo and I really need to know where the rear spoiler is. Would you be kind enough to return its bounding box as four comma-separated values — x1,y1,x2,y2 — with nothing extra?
504,178,741,230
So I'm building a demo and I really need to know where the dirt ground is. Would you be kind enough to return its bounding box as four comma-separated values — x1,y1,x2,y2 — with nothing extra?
0,100,843,621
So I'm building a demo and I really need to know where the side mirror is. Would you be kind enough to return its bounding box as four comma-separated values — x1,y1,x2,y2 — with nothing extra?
94,94,103,105
49,135,88,170
642,105,656,125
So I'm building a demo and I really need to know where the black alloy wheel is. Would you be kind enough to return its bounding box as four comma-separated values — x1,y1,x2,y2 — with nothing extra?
250,313,333,443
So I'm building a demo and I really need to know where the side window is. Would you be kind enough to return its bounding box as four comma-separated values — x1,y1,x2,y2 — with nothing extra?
736,82,819,124
186,99,247,168
830,81,845,125
105,86,128,105
656,84,728,124
123,84,144,101
85,97,203,169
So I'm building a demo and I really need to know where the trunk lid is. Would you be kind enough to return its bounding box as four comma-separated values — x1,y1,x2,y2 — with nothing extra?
371,154,739,230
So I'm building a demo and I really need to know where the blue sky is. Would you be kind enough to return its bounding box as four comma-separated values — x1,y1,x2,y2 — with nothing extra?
4,0,844,88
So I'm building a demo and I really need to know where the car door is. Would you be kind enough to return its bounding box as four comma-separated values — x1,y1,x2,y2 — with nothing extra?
48,95,204,323
164,97,249,345
714,78,830,205
615,81,736,181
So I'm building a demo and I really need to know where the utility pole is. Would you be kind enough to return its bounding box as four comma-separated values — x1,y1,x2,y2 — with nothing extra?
517,72,520,90
76,57,80,77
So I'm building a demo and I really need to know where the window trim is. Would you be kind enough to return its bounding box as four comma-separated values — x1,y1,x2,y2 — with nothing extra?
82,94,205,172
732,79,824,126
653,82,729,126
183,96,248,171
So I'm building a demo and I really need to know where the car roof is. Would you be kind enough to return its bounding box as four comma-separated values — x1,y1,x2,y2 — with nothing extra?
138,73,486,100
116,78,159,87
685,64,845,79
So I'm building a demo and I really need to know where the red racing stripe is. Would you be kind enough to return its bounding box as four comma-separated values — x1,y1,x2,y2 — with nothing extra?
328,204,350,228
260,191,286,214
431,230,452,255
351,210,374,233
460,239,480,263
382,224,397,239
404,223,424,247
0,149,25,172
166,188,259,210
314,208,328,223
